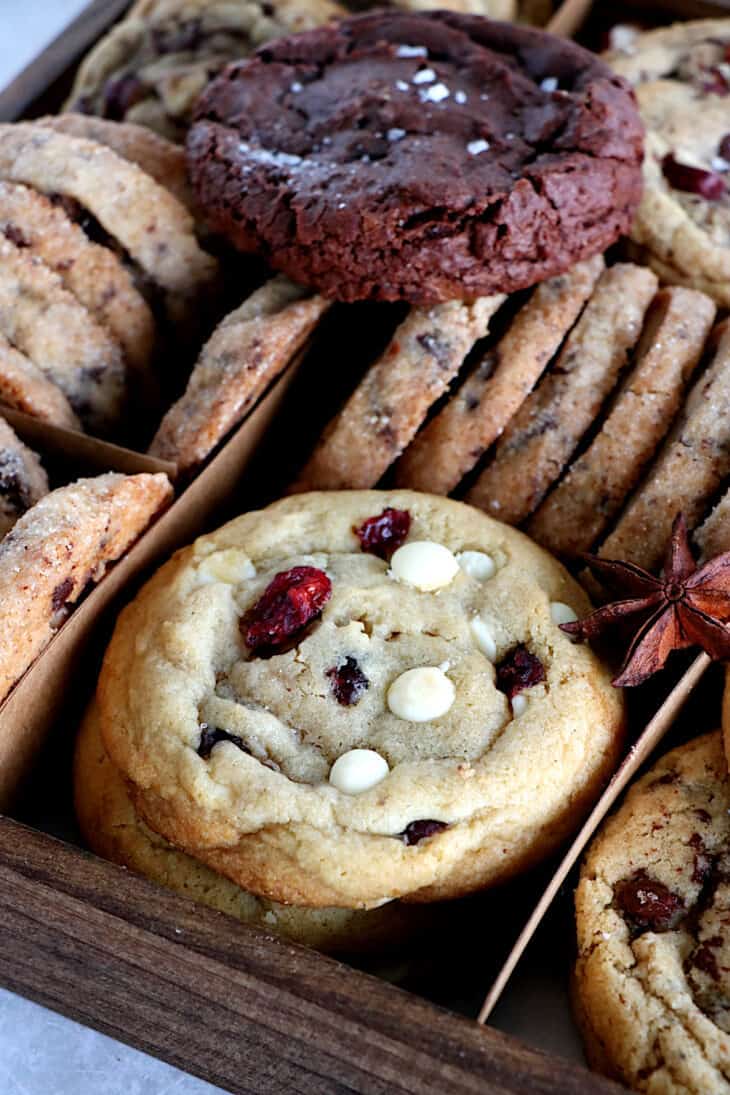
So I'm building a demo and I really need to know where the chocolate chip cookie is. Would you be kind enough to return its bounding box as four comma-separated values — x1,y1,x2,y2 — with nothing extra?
606,20,730,307
97,490,624,909
66,0,344,143
575,731,730,1093
150,276,329,473
0,417,48,538
0,472,172,704
188,10,644,303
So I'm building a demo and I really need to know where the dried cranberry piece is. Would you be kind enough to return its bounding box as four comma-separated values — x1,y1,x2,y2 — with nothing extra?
197,724,249,760
701,68,730,96
720,134,730,162
661,155,726,200
241,566,331,654
401,820,448,846
495,644,545,699
326,656,369,705
614,871,685,932
354,508,411,560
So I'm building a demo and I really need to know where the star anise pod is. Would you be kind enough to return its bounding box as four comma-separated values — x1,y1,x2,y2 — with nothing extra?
560,514,730,687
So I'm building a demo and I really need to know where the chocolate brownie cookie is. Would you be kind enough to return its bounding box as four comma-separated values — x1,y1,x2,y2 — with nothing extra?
0,472,172,704
606,21,730,307
187,10,644,303
66,0,344,143
76,700,429,953
149,276,329,472
97,490,624,909
0,418,47,538
575,732,730,1093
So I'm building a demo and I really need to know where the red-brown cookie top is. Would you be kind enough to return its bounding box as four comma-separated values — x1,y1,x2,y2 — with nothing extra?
187,10,644,303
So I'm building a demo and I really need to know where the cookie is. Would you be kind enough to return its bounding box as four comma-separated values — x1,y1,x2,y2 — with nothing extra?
187,10,644,303
467,264,658,526
696,490,730,561
606,22,730,307
75,700,430,953
389,0,516,16
528,287,716,561
0,472,171,704
0,181,155,376
292,295,505,492
574,732,730,1093
0,235,127,433
66,0,345,143
40,115,193,211
395,256,604,495
0,124,218,311
97,490,624,909
0,333,80,431
597,320,730,573
0,417,48,538
149,276,329,473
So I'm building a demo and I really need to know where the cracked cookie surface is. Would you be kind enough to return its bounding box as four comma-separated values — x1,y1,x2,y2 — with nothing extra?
187,10,644,303
575,732,730,1094
98,490,624,909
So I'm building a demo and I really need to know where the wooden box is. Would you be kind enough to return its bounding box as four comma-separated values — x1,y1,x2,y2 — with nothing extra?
0,1,723,1091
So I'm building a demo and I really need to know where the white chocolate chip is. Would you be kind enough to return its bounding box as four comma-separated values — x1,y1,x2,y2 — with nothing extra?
511,693,528,716
540,76,558,92
196,549,256,585
457,550,496,581
390,541,459,591
467,139,490,156
470,616,497,661
412,67,436,84
387,666,455,722
550,601,578,626
329,749,389,794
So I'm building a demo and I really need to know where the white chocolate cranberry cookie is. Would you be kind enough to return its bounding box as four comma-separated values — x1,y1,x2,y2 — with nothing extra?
98,490,625,909
0,417,47,537
75,700,431,953
606,20,730,306
575,732,730,1094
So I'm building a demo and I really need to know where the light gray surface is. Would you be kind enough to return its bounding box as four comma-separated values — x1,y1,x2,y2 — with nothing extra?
0,0,91,89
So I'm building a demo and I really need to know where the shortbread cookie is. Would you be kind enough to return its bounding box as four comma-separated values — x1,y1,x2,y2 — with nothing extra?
0,181,155,374
597,320,730,572
606,22,730,307
76,700,428,952
696,489,730,561
39,115,193,210
0,236,127,433
0,472,172,704
0,333,80,430
188,11,643,303
395,257,604,495
66,0,344,142
467,264,658,525
574,732,730,1094
293,296,504,492
0,417,48,537
149,277,329,472
0,124,218,308
97,490,624,909
528,287,716,560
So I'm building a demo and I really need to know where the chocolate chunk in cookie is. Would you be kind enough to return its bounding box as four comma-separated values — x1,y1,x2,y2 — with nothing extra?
188,10,644,303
